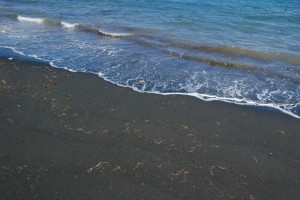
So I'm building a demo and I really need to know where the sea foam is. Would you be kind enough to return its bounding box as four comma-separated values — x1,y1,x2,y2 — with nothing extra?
98,30,131,37
17,15,44,23
16,15,131,38
61,21,78,28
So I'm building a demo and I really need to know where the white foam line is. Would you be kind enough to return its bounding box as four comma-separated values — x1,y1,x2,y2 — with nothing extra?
17,15,131,37
0,46,49,62
98,30,131,37
47,59,300,120
38,65,300,120
61,21,78,29
17,15,44,23
157,92,300,119
1,46,299,119
0,46,31,59
91,71,300,119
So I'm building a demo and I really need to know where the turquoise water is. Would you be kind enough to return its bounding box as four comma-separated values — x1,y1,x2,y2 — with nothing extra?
0,0,300,117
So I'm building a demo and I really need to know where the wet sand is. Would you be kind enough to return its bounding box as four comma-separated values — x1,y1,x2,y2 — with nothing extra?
0,58,299,200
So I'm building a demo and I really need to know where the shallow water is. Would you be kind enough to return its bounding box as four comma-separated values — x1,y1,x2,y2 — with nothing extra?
0,0,300,117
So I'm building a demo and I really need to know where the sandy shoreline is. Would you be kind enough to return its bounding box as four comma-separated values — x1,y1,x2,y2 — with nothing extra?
0,57,299,199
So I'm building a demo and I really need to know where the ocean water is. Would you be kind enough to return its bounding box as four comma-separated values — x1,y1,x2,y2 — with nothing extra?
0,0,300,118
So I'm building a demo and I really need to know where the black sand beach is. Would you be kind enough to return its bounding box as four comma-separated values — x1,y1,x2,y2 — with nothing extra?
0,58,299,200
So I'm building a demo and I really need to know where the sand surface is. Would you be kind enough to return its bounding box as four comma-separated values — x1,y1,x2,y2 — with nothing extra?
0,58,299,199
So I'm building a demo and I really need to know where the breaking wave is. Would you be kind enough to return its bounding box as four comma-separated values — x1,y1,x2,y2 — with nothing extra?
16,15,131,38
17,15,44,23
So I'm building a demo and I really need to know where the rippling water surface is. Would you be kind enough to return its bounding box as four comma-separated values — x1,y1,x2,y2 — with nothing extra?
1,0,300,117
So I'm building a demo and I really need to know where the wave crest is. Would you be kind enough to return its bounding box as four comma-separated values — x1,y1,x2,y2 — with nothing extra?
17,15,44,23
17,15,131,38
61,21,78,28
98,30,131,37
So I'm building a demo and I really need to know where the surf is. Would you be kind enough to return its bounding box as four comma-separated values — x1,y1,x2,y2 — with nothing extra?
17,15,131,38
